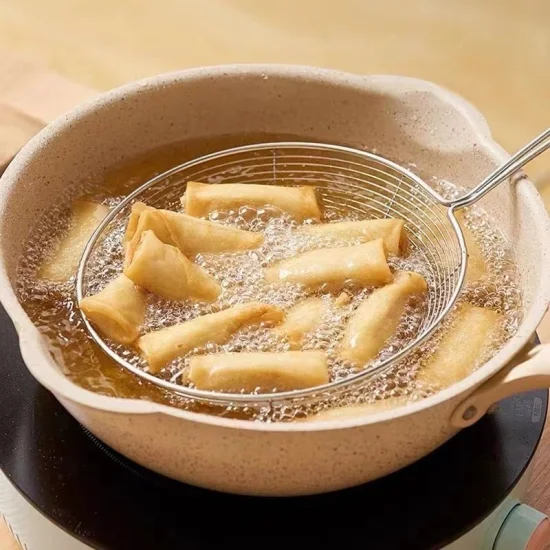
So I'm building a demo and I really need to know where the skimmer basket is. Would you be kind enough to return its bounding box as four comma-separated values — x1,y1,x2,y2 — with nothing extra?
76,130,550,407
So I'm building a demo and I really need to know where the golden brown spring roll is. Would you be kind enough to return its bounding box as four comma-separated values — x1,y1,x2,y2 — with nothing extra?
138,302,284,372
456,212,487,283
182,181,321,222
124,202,263,262
80,274,146,344
188,351,329,392
124,230,221,302
273,297,326,350
303,396,409,422
124,203,172,261
297,219,407,256
417,303,502,389
39,200,110,282
339,271,427,366
264,239,392,290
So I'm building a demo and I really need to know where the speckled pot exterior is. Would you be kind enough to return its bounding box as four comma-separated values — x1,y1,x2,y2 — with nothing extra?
0,65,549,496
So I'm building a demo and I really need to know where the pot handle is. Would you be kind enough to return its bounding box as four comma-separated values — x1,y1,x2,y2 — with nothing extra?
450,343,550,428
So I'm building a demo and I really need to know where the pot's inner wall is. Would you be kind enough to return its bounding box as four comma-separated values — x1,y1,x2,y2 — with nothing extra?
0,69,543,315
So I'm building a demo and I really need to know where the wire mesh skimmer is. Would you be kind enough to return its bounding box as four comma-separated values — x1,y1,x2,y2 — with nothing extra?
76,129,550,407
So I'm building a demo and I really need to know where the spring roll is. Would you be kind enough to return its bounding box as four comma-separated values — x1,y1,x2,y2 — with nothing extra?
124,202,263,262
456,212,487,283
138,302,284,372
417,303,502,389
39,200,110,282
189,351,329,392
264,239,392,290
297,218,407,256
339,271,427,366
80,274,146,344
182,181,321,222
124,230,221,302
303,396,410,422
274,297,326,350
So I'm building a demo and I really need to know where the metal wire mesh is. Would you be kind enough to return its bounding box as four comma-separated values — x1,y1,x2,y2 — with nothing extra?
77,142,467,407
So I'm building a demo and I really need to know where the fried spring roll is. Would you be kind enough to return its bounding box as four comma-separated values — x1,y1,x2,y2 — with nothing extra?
274,297,326,349
264,239,392,290
297,218,407,256
339,271,427,366
182,181,321,222
137,302,284,372
39,200,110,282
188,351,329,392
303,396,410,422
124,202,263,261
417,303,502,389
124,230,221,302
80,274,146,344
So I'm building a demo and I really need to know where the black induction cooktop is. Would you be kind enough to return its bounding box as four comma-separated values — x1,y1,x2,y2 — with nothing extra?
0,303,546,550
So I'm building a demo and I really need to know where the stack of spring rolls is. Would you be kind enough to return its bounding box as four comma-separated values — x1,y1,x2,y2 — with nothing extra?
39,180,501,416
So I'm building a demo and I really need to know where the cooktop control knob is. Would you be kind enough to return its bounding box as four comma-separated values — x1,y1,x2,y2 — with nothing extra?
493,504,550,550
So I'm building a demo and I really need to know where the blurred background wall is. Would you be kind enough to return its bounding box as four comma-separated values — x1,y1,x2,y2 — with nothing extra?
0,0,547,190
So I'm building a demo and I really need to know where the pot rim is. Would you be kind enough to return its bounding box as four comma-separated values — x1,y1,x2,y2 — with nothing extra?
1,63,549,432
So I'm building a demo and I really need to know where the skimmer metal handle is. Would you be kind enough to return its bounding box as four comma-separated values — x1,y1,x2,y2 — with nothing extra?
443,127,550,210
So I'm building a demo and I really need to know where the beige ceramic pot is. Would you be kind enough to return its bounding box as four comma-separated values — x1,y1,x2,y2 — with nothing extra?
0,65,549,496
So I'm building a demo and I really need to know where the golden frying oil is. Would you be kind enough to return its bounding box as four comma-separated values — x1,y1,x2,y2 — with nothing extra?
16,134,522,421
